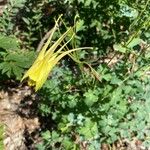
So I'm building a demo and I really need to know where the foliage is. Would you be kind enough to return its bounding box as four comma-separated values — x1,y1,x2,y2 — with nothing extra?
0,0,55,50
37,59,150,149
0,0,150,149
0,34,35,80
0,124,4,150
0,0,27,35
35,0,150,149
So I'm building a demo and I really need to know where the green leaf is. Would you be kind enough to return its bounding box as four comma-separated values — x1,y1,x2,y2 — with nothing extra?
62,137,75,150
76,20,85,32
22,17,30,25
0,34,19,50
36,144,46,150
41,130,51,140
88,140,100,150
78,118,98,139
6,53,23,62
113,44,127,53
0,124,4,150
12,66,24,79
127,38,142,48
102,74,112,81
120,4,138,18
110,76,122,85
0,62,11,74
6,51,35,69
85,0,92,6
51,131,59,140
83,89,98,107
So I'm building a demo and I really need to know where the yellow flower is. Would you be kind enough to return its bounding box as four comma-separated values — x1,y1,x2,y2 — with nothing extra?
21,16,87,91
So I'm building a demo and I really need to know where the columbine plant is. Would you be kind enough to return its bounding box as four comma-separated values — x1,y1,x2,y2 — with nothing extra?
21,15,91,91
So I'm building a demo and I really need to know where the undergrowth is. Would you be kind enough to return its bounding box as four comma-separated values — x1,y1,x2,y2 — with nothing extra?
0,0,150,149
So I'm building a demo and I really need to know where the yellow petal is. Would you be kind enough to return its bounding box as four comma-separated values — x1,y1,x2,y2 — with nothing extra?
40,15,62,55
45,27,72,58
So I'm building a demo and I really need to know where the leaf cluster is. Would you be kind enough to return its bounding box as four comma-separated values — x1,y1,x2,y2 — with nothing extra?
0,34,35,80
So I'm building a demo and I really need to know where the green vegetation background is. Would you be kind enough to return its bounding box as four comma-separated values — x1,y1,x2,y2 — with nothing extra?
0,0,150,149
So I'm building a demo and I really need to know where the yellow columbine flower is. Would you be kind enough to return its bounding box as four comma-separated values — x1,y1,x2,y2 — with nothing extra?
21,16,86,91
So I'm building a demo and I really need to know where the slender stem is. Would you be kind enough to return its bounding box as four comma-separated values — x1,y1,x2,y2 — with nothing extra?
129,0,150,31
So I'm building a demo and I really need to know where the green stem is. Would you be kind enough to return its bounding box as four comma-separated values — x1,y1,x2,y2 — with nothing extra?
129,0,150,31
